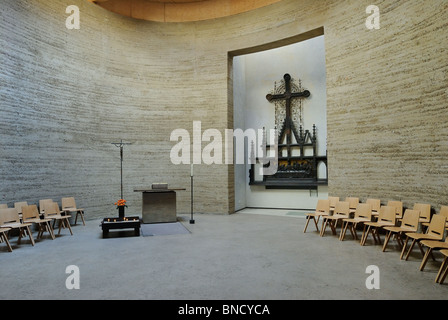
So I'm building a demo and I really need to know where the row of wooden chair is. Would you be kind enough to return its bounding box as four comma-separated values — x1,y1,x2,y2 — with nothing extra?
1,197,86,226
0,197,85,253
304,197,448,285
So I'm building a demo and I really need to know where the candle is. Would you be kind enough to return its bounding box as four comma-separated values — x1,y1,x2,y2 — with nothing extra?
191,163,194,177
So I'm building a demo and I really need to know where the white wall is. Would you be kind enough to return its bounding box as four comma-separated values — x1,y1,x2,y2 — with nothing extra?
234,35,328,211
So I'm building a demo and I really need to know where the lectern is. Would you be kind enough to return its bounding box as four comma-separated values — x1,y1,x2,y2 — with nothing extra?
134,187,185,224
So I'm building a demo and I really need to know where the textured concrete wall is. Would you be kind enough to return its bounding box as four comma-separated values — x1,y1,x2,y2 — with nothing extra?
325,0,448,210
1,0,447,219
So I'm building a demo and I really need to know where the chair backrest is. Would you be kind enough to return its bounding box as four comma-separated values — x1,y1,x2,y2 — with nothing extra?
14,201,28,214
39,199,53,213
387,200,403,219
426,214,447,240
400,209,420,231
414,203,431,221
366,199,381,212
44,202,60,218
62,197,76,209
316,199,330,213
328,197,339,208
378,206,397,224
439,206,448,219
345,197,359,210
22,205,41,221
354,203,372,220
334,201,350,216
0,208,21,225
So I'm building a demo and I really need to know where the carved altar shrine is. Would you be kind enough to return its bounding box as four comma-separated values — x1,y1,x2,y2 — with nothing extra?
249,74,328,190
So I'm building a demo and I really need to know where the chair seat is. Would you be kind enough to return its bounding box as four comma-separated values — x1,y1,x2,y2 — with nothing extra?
306,211,329,217
420,240,448,249
383,225,415,233
343,217,370,224
364,221,394,228
406,233,441,241
24,218,53,224
327,215,349,220
48,214,71,220
0,227,11,233
1,222,32,229
64,207,83,212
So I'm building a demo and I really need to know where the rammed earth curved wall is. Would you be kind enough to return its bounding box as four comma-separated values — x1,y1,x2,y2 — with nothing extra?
1,0,447,219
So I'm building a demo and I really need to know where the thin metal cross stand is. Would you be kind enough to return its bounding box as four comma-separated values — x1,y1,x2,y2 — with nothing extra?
111,140,132,200
101,140,140,238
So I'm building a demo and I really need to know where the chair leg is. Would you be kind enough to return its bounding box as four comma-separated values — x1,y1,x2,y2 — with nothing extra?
417,242,426,257
304,216,314,233
47,221,55,240
320,219,329,237
361,226,371,246
404,239,417,261
400,236,410,260
329,220,337,235
1,233,13,252
352,223,358,240
78,211,86,226
339,222,348,241
372,228,378,244
375,229,382,245
64,218,73,235
420,248,433,271
436,257,448,283
382,231,393,252
439,261,448,284
26,226,35,246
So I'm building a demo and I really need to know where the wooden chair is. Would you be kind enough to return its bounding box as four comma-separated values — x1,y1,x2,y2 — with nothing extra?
22,205,55,240
14,201,28,219
0,227,13,252
39,199,54,214
413,203,431,226
382,209,420,252
361,206,396,246
435,249,448,284
423,206,448,232
44,202,73,236
387,200,403,220
366,199,381,219
340,203,372,241
328,196,339,213
320,201,350,237
419,231,448,272
61,197,85,226
400,214,446,261
345,197,359,215
0,208,35,246
304,199,330,233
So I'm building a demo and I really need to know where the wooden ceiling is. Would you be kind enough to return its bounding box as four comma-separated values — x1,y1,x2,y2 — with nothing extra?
88,0,282,22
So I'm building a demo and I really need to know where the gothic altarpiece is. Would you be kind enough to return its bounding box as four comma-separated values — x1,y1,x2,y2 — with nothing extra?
249,74,328,190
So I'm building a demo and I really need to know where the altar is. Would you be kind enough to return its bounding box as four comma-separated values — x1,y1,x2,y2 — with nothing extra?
134,187,186,224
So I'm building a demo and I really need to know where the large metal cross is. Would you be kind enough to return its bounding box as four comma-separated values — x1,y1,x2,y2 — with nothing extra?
266,74,310,158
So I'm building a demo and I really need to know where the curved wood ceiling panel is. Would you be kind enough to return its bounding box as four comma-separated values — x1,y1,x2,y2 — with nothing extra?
88,0,282,22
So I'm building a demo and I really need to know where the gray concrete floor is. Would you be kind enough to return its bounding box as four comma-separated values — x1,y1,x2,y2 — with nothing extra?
0,209,447,300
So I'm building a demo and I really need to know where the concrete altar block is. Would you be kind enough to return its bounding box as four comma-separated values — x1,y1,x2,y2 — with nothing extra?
135,188,185,224
142,191,176,224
